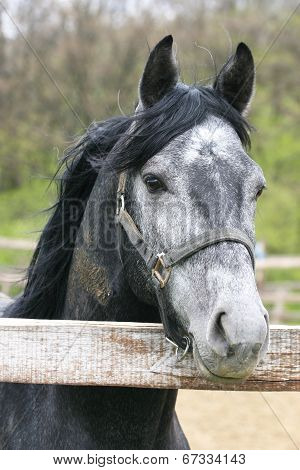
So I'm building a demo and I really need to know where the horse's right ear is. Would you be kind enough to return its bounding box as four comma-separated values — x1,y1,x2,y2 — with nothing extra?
138,35,179,108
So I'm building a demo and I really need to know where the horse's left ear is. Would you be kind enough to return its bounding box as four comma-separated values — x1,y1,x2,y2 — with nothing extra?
138,35,179,108
214,42,255,115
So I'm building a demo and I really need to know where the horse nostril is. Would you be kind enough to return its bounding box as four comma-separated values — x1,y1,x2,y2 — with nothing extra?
216,312,226,339
264,311,269,326
207,309,267,360
206,311,229,357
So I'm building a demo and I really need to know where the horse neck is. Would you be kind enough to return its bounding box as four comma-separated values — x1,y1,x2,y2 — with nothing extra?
62,170,156,323
59,173,183,449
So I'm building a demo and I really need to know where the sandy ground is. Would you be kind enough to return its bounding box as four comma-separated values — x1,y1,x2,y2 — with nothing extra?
176,391,300,449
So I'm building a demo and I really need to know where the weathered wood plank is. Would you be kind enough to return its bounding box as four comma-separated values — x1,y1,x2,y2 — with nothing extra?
256,256,300,269
0,237,36,250
0,319,298,391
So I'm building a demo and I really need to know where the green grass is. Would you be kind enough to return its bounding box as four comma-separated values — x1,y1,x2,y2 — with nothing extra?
264,268,300,282
0,248,33,267
7,284,24,298
0,178,55,239
0,178,55,268
285,302,300,312
286,320,300,326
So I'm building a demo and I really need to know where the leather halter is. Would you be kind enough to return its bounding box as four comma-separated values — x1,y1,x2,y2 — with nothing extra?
115,172,256,360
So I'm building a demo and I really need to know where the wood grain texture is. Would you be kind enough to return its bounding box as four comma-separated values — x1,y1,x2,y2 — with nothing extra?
0,319,298,391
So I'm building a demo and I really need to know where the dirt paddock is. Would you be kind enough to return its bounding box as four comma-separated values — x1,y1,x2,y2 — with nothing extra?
176,391,300,449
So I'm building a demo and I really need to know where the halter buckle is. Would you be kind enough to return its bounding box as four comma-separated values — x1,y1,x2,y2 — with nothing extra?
152,253,171,288
116,193,125,215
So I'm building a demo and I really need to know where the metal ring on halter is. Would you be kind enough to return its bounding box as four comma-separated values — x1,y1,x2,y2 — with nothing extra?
166,336,191,362
116,193,125,215
152,253,172,288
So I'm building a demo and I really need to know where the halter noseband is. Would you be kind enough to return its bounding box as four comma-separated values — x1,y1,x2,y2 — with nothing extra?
116,172,255,361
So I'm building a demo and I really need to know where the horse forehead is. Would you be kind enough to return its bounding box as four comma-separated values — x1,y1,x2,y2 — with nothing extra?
142,117,255,179
182,119,244,165
167,120,256,197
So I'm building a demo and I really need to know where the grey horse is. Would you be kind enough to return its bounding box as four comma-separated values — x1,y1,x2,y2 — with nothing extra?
0,35,269,449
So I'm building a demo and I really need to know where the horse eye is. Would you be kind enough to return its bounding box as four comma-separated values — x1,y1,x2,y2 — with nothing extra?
256,186,265,200
143,175,165,193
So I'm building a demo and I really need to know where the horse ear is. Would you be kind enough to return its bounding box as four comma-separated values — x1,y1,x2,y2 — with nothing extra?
138,35,179,108
214,42,255,115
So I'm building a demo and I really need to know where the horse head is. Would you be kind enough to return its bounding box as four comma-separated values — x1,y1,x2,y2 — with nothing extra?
119,36,269,382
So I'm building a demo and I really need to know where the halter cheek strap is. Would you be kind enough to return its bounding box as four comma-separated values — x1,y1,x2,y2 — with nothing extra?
116,172,256,360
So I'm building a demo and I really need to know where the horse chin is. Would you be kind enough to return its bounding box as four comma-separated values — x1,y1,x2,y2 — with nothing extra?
192,340,255,384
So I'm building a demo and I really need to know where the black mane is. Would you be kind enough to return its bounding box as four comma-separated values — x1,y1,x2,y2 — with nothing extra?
8,84,251,319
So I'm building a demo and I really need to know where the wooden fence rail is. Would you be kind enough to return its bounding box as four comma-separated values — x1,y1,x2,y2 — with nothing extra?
0,318,298,391
0,237,36,251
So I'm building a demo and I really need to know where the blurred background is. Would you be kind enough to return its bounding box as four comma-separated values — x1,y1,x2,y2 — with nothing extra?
0,0,299,449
